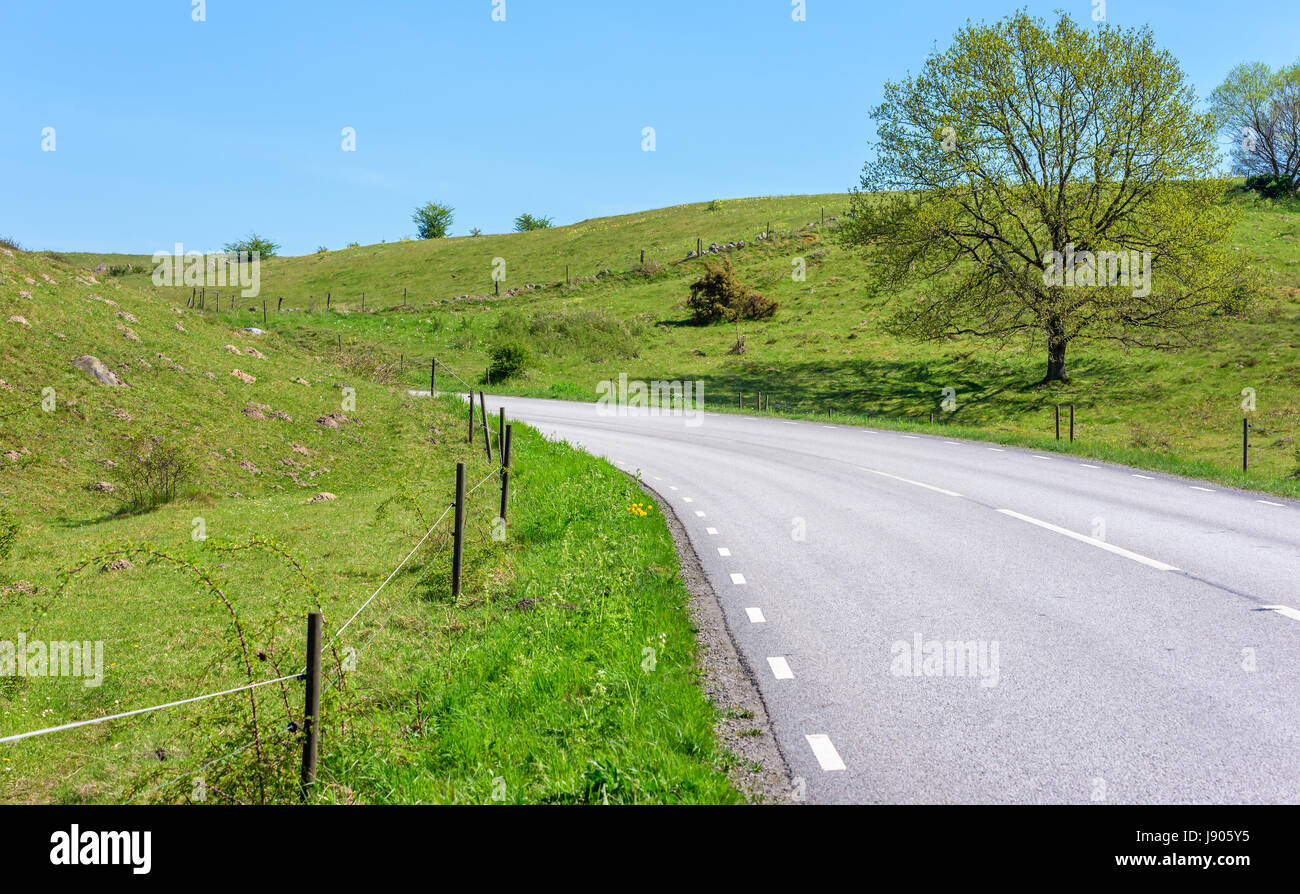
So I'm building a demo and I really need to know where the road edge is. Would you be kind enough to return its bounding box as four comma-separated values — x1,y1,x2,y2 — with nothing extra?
636,477,796,805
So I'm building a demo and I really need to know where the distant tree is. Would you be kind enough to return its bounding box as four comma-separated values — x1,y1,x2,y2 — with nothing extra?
514,213,554,232
1209,61,1300,193
413,201,455,239
840,11,1258,384
223,232,280,258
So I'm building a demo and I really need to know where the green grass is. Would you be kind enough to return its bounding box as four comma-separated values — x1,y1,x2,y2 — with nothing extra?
0,246,739,803
79,189,1300,496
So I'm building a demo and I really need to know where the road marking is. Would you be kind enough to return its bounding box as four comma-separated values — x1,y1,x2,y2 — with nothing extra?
944,441,961,445
782,421,798,425
902,435,920,440
987,448,1005,452
653,476,663,481
669,486,679,491
1131,474,1154,480
1261,605,1300,622
1032,455,1052,460
805,734,846,772
695,510,706,517
683,497,694,503
729,573,746,585
1079,464,1099,469
857,467,961,498
717,547,731,557
1190,486,1214,493
1257,500,1284,507
746,607,766,623
767,657,794,679
996,509,1178,571
705,527,718,535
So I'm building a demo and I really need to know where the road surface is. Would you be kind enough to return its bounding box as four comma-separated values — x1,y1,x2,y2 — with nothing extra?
492,395,1300,804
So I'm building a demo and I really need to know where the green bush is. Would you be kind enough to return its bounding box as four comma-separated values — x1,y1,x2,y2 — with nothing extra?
108,435,196,511
686,260,778,324
514,213,553,232
413,201,455,239
488,341,530,380
1243,175,1296,199
0,509,18,566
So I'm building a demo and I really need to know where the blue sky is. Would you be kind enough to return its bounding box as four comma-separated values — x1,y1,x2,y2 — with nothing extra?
3,0,1295,255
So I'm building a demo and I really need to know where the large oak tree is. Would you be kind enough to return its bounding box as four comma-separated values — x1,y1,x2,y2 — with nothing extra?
840,12,1257,383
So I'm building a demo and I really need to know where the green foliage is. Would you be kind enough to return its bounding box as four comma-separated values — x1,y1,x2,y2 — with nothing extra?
1243,174,1297,199
487,341,530,380
469,227,483,237
841,10,1259,382
107,435,196,511
0,509,18,566
223,232,280,258
412,201,455,239
514,212,553,232
1210,61,1300,186
686,260,778,324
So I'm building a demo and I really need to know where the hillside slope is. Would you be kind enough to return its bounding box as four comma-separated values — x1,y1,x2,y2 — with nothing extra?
0,245,744,804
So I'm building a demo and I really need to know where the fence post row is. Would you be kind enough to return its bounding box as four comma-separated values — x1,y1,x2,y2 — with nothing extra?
1243,417,1249,473
299,611,323,801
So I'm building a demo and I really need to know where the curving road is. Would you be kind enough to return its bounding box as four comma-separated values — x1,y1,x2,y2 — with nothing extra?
492,394,1300,804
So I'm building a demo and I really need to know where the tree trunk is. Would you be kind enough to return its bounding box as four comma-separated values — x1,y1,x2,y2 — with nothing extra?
1044,338,1068,382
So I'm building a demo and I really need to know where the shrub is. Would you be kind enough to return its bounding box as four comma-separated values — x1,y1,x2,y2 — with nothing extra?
106,263,150,276
0,509,18,566
108,435,196,511
316,246,329,255
1243,174,1297,199
223,232,280,258
514,213,554,232
412,201,455,239
470,227,483,237
686,261,778,324
0,235,22,251
488,341,530,380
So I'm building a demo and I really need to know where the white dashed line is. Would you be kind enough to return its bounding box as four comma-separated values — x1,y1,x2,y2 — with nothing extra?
682,497,694,503
987,448,1005,452
653,476,663,481
669,486,679,491
1032,455,1052,461
705,527,718,535
996,509,1178,571
745,607,766,623
1190,486,1214,493
1261,605,1300,622
805,734,846,772
1079,464,1099,469
767,657,794,680
729,573,746,585
1131,474,1154,480
1257,500,1284,507
944,441,961,445
782,421,798,425
902,435,920,440
857,467,961,498
717,547,731,557
694,510,706,517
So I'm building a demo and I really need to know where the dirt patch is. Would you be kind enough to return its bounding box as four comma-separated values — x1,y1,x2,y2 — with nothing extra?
637,479,795,805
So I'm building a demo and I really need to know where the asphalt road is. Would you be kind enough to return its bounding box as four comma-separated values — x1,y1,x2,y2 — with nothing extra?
491,394,1300,804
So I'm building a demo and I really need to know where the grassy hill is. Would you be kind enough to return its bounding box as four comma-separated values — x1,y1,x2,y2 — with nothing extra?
75,190,1300,495
0,245,745,803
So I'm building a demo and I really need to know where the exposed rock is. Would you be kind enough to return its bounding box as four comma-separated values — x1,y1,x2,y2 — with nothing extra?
116,311,137,323
242,406,266,420
242,327,265,335
244,347,265,359
103,559,135,572
111,408,131,422
238,460,260,474
230,369,256,384
7,315,30,327
72,355,126,386
224,344,241,354
292,377,309,386
306,492,336,503
290,443,310,455
316,413,349,428
87,481,116,493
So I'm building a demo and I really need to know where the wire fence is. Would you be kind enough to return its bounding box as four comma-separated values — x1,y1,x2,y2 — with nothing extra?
0,363,515,804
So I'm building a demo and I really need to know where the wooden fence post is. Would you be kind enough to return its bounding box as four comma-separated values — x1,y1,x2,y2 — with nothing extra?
1069,404,1075,442
1055,405,1061,441
1243,417,1249,473
500,424,513,523
299,611,322,801
430,358,436,395
452,463,465,600
480,392,493,462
